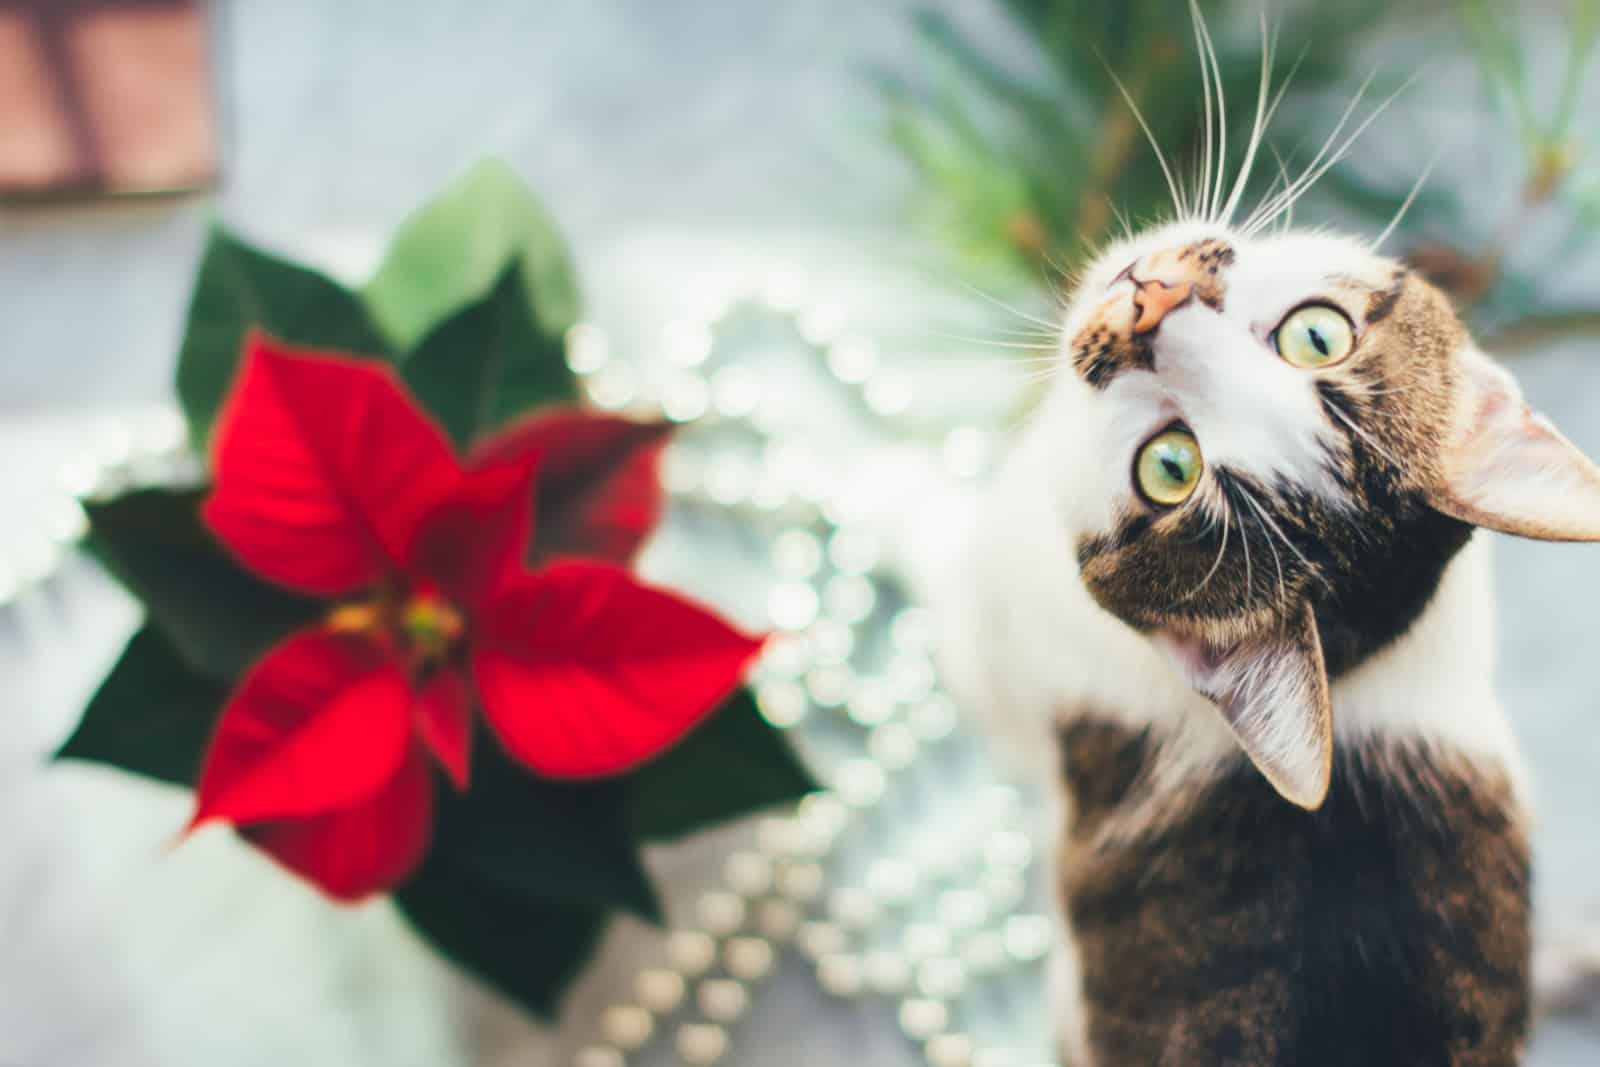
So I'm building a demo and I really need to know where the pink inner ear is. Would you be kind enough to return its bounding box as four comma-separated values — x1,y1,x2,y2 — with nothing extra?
1151,606,1333,811
1468,376,1512,431
1432,348,1600,543
1152,629,1222,680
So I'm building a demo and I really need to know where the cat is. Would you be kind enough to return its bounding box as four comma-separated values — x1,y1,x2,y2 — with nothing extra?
940,20,1600,1067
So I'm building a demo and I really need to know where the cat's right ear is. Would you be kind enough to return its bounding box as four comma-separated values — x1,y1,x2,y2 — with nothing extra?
1156,602,1332,810
1427,347,1600,542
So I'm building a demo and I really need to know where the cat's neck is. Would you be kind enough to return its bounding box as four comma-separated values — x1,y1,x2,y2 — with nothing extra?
1329,535,1516,754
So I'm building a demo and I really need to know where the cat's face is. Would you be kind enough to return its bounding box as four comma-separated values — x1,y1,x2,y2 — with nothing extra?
1039,219,1600,808
1059,222,1458,638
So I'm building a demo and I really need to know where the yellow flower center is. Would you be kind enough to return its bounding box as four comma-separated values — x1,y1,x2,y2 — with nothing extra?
326,601,383,635
324,590,465,665
401,593,465,659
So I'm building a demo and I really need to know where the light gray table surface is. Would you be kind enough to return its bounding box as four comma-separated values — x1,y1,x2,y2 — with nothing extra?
2,3,1598,1065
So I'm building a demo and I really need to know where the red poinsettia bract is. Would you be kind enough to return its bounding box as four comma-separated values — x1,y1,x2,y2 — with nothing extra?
189,333,762,900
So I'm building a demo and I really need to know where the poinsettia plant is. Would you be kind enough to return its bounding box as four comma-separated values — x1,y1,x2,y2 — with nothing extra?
57,160,813,1017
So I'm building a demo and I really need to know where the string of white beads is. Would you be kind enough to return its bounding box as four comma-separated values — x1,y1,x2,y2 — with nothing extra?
562,292,1057,1067
0,408,194,608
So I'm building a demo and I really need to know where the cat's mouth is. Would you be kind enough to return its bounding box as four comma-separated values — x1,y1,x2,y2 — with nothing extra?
1112,596,1294,654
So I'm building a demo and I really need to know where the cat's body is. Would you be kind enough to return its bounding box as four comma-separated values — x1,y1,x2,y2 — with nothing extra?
1060,721,1529,1066
955,421,1532,1065
942,198,1600,1061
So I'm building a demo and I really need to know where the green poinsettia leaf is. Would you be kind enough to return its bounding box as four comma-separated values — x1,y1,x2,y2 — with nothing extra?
86,488,324,681
364,158,581,354
394,855,608,1021
177,225,391,448
428,739,661,922
55,624,225,785
628,688,816,842
401,262,578,449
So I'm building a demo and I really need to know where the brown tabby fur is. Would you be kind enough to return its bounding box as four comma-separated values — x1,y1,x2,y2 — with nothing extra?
1059,717,1530,1067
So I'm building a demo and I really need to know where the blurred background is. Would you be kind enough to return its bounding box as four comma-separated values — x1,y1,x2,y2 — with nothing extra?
3,1,1600,1064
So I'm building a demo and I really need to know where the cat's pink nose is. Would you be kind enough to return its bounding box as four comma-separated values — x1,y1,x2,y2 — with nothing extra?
1130,277,1195,334
1118,244,1221,334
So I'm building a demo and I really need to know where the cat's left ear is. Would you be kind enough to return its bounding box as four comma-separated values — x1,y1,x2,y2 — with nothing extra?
1427,346,1600,541
1157,602,1332,810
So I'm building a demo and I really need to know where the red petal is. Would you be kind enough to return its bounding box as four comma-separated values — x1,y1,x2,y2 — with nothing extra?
403,458,537,611
414,668,473,790
471,562,764,778
192,629,412,826
469,410,672,565
203,332,463,597
243,746,433,902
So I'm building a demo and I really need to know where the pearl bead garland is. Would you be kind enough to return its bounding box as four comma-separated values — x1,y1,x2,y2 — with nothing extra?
0,408,196,607
565,284,1056,1066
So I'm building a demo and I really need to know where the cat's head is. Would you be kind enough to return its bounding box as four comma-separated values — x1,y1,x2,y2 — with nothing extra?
1041,218,1600,808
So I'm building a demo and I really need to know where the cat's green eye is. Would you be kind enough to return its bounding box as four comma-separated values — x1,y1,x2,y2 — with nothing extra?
1135,428,1204,507
1274,304,1354,368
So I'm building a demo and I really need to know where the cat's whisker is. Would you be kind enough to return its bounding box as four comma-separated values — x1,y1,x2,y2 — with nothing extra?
1220,10,1277,225
1190,0,1230,222
985,332,1062,346
1325,395,1409,473
1188,0,1218,220
1372,145,1445,251
1247,70,1421,237
1250,145,1292,227
1105,201,1138,246
891,358,1057,397
907,362,1061,398
1261,42,1309,141
986,316,1063,335
1223,481,1256,603
918,352,1061,367
1189,152,1207,224
1243,42,1311,227
1178,509,1221,547
1324,398,1390,460
1102,59,1190,220
1037,261,1071,310
1240,482,1334,597
1238,49,1314,230
1180,493,1234,603
952,280,1063,333
1042,246,1075,289
928,333,1058,352
1016,360,1061,374
1238,489,1290,614
1243,68,1379,233
1119,208,1137,243
1265,144,1299,232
